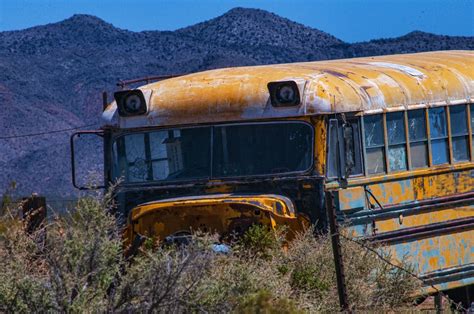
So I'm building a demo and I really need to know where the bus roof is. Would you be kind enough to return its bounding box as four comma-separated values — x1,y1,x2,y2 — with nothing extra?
103,50,473,128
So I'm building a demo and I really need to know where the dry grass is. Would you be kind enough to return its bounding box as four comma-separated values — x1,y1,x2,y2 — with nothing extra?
0,192,423,313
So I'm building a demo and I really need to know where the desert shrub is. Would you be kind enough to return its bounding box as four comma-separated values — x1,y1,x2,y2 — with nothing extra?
238,224,282,256
0,194,122,312
282,229,420,311
0,181,17,215
112,242,214,312
279,230,339,311
189,249,293,312
291,265,330,293
236,290,302,314
0,193,421,312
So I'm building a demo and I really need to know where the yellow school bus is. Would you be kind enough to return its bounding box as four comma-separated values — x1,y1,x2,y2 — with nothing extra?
72,50,473,305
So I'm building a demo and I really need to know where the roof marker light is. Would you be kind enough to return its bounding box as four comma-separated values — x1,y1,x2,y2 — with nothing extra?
114,90,147,117
267,81,301,107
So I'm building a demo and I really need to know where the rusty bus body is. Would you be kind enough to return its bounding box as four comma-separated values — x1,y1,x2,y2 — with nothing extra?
73,51,473,303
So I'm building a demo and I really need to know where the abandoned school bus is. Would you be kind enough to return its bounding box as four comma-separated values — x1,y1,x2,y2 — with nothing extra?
71,50,473,302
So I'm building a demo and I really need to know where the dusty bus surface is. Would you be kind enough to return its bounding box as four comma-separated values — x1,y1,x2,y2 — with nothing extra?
71,50,474,304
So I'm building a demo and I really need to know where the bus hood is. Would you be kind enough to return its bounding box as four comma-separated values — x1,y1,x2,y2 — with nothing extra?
127,193,309,243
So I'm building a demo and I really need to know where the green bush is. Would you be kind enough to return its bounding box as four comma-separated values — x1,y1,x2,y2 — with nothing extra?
291,265,330,292
238,224,283,257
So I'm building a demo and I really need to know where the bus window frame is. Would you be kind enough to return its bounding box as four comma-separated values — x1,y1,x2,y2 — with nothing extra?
363,113,387,175
407,109,429,170
110,120,315,187
428,106,450,166
359,104,474,179
385,111,409,173
449,104,471,163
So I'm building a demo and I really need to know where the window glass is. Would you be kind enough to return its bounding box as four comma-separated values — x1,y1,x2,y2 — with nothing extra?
408,109,426,141
364,114,386,174
387,112,405,145
429,107,449,165
449,105,469,162
408,109,428,168
429,107,447,138
471,105,474,132
177,128,211,179
123,134,147,182
450,105,468,135
149,131,171,180
431,140,449,165
386,112,407,171
115,127,211,183
364,115,384,147
113,122,313,183
124,134,145,165
366,148,385,174
213,123,312,177
410,142,428,168
452,137,469,162
388,146,407,171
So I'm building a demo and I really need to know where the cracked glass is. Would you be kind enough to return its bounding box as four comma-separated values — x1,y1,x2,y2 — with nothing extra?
449,105,469,162
364,114,386,174
429,107,449,165
408,109,428,168
113,122,313,183
387,112,407,171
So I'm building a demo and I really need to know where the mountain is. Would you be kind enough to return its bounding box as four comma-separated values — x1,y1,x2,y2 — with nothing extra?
0,8,473,197
348,31,474,57
177,7,346,62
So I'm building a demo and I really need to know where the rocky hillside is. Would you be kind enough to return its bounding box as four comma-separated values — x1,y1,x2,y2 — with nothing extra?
177,7,346,63
0,7,472,196
348,31,474,57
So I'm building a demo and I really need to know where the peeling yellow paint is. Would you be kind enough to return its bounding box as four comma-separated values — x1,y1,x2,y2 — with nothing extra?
377,206,474,232
128,194,309,243
103,51,473,128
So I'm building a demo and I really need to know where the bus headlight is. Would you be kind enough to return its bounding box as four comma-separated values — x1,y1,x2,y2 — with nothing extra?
114,90,147,117
267,81,301,107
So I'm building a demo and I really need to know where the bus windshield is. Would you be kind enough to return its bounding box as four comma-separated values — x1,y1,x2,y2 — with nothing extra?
112,122,313,183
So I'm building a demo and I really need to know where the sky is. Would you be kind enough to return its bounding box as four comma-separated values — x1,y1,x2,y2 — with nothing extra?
0,0,473,42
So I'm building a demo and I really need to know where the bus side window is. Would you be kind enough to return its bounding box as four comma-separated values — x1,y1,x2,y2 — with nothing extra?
364,114,386,174
408,109,429,168
449,105,470,162
386,111,408,171
429,107,449,165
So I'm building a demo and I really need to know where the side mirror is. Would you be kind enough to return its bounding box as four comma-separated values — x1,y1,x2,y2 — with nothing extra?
70,130,105,190
342,123,355,179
